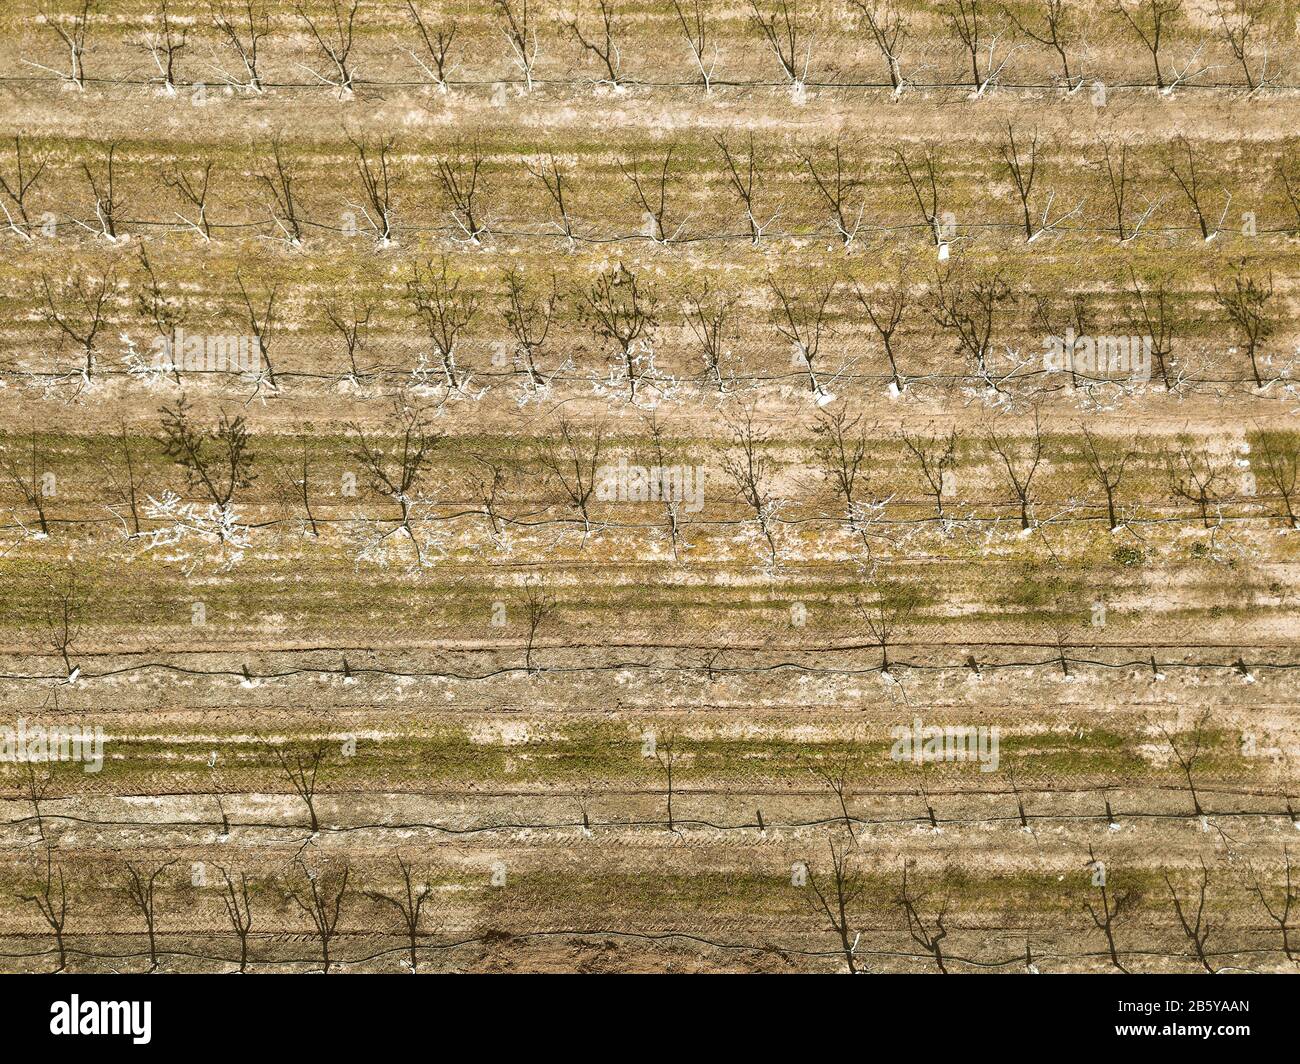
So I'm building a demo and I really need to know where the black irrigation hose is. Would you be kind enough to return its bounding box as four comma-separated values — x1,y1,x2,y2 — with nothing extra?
11,216,1298,251
0,641,1293,683
6,356,1295,405
0,362,1286,383
16,215,1296,240
0,504,1294,534
5,801,1299,838
3,72,1299,94
7,636,1296,655
7,365,1297,395
0,930,1289,973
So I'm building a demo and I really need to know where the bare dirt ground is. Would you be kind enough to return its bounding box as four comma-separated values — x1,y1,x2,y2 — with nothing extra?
0,0,1299,974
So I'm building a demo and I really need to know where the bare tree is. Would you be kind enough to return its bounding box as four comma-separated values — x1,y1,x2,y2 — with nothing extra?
1276,150,1300,236
1160,709,1212,818
31,0,96,89
79,140,126,241
267,739,331,834
349,134,398,245
367,855,434,972
578,262,659,401
500,265,559,387
716,133,777,245
158,397,255,519
95,422,145,537
38,268,116,377
1164,436,1232,529
234,271,280,386
41,571,82,677
254,137,304,246
855,575,921,674
467,451,514,540
405,255,479,391
651,730,678,832
211,0,270,92
1212,0,1273,90
140,0,188,94
802,138,867,248
295,0,360,95
21,759,59,846
325,296,374,381
1000,122,1044,241
1123,265,1175,388
900,426,960,521
1030,288,1091,388
803,835,866,973
748,0,813,88
276,432,321,537
851,0,909,91
521,581,556,675
1095,137,1161,242
1083,846,1137,973
1003,0,1080,88
671,0,718,90
893,145,944,244
1165,135,1228,241
1214,262,1273,387
984,406,1046,530
163,157,217,241
538,418,605,539
1245,848,1297,963
683,280,736,391
897,862,951,973
525,153,579,247
217,866,255,973
435,140,489,244
721,407,779,566
927,260,1013,383
676,279,738,395
943,0,1015,94
0,135,48,239
569,0,623,85
404,1,458,91
1113,0,1183,91
811,413,890,559
286,857,350,974
807,756,857,835
494,0,539,92
944,0,984,90
621,146,682,245
1079,424,1136,530
854,260,912,391
120,858,178,972
1250,429,1300,529
18,848,70,972
768,276,836,401
348,400,441,561
1,428,53,536
814,405,873,532
1164,857,1216,973
135,245,185,382
645,412,691,560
